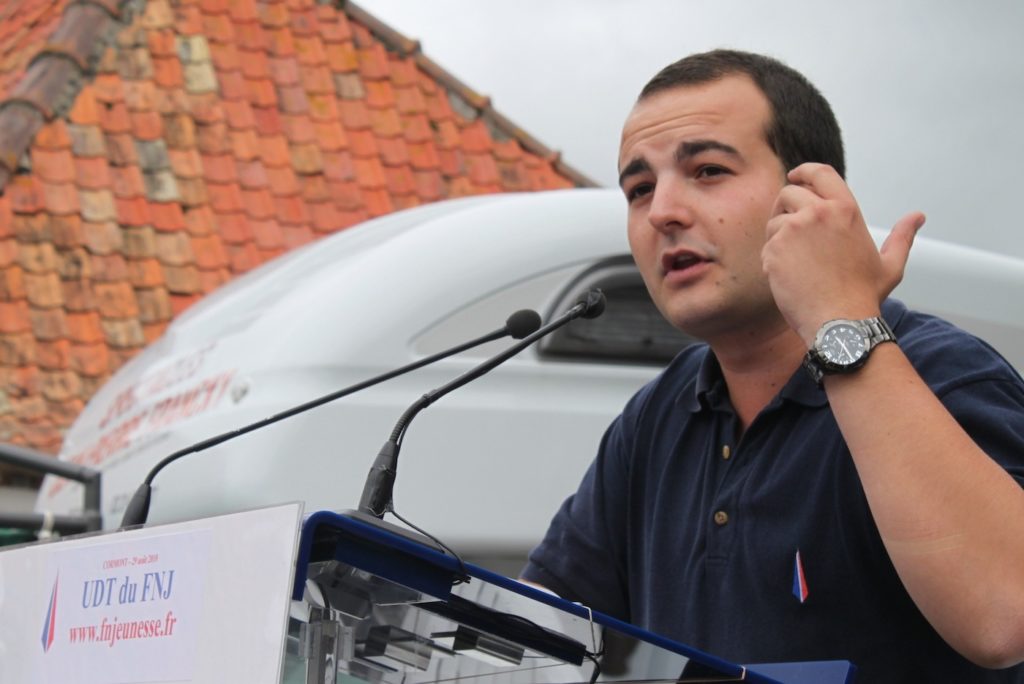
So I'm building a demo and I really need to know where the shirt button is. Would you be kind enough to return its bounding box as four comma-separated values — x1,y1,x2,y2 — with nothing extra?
713,510,729,526
722,445,731,460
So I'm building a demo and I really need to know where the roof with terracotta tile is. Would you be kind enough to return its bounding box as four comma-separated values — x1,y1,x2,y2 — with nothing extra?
0,0,596,476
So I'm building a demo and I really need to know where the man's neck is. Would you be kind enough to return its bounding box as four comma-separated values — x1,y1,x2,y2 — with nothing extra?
708,323,807,431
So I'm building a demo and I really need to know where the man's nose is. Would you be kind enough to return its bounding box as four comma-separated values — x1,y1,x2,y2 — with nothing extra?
647,179,695,234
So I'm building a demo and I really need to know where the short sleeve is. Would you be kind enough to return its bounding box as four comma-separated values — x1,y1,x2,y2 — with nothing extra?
896,306,1024,488
520,401,639,620
941,376,1024,488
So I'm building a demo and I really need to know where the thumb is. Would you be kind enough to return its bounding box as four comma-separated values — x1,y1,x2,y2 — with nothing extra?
879,211,926,294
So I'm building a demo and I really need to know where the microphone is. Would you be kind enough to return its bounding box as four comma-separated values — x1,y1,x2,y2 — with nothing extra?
119,308,543,529
357,289,606,517
503,309,544,338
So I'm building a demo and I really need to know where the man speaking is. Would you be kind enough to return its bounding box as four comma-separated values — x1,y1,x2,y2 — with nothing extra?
521,50,1024,682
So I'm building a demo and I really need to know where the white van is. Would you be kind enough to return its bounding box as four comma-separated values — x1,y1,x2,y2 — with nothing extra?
35,188,1024,571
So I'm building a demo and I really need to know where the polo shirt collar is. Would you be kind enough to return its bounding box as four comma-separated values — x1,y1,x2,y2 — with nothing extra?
680,298,908,414
680,343,827,414
680,349,726,413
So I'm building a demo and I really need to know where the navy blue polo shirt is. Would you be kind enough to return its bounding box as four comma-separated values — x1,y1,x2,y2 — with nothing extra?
522,300,1024,682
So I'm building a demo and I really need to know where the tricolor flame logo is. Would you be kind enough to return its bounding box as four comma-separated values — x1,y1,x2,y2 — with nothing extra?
41,574,58,653
792,550,809,604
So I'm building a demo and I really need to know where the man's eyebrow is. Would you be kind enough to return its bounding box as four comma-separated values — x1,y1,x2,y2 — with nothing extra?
676,139,741,163
617,157,650,189
618,140,742,188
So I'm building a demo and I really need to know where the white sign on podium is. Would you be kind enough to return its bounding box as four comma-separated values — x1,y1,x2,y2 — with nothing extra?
0,502,303,683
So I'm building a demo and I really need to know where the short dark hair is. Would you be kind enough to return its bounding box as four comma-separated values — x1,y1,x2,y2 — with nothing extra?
640,49,845,178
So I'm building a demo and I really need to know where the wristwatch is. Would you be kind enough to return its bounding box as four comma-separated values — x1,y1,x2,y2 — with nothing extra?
802,317,897,385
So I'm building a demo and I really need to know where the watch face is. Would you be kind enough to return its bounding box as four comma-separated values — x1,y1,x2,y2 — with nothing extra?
819,323,867,367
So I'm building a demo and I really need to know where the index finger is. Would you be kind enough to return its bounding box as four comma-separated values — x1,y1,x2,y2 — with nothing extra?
771,182,820,218
786,163,851,201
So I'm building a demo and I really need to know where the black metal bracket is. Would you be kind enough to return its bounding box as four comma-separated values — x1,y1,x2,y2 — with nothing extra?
0,443,101,535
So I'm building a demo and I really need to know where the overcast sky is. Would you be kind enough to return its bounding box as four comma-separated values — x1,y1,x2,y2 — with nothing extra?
357,0,1024,259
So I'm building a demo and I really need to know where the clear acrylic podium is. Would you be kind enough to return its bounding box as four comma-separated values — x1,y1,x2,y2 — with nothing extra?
283,510,856,684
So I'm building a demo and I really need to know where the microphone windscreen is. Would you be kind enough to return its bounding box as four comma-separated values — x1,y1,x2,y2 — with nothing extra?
579,290,606,319
506,309,543,339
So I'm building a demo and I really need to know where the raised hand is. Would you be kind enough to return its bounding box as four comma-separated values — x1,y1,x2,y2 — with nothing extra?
762,162,925,344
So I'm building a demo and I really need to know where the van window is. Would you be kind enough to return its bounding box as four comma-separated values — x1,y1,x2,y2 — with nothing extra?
539,259,697,365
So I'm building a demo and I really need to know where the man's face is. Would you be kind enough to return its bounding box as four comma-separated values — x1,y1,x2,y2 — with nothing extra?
618,75,789,342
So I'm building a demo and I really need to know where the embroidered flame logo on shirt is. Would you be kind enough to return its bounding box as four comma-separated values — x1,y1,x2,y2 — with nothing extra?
792,550,809,604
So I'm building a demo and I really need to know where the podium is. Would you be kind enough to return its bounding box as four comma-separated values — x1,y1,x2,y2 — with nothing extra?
0,505,856,683
287,510,854,684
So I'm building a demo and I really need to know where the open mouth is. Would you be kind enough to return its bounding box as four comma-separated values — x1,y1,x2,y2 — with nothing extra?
673,254,702,269
663,251,708,274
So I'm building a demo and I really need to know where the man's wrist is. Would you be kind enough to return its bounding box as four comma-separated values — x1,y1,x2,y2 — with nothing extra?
803,316,897,385
795,304,884,348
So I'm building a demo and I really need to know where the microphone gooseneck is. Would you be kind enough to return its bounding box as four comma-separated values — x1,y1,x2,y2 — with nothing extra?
119,307,543,529
358,290,606,518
